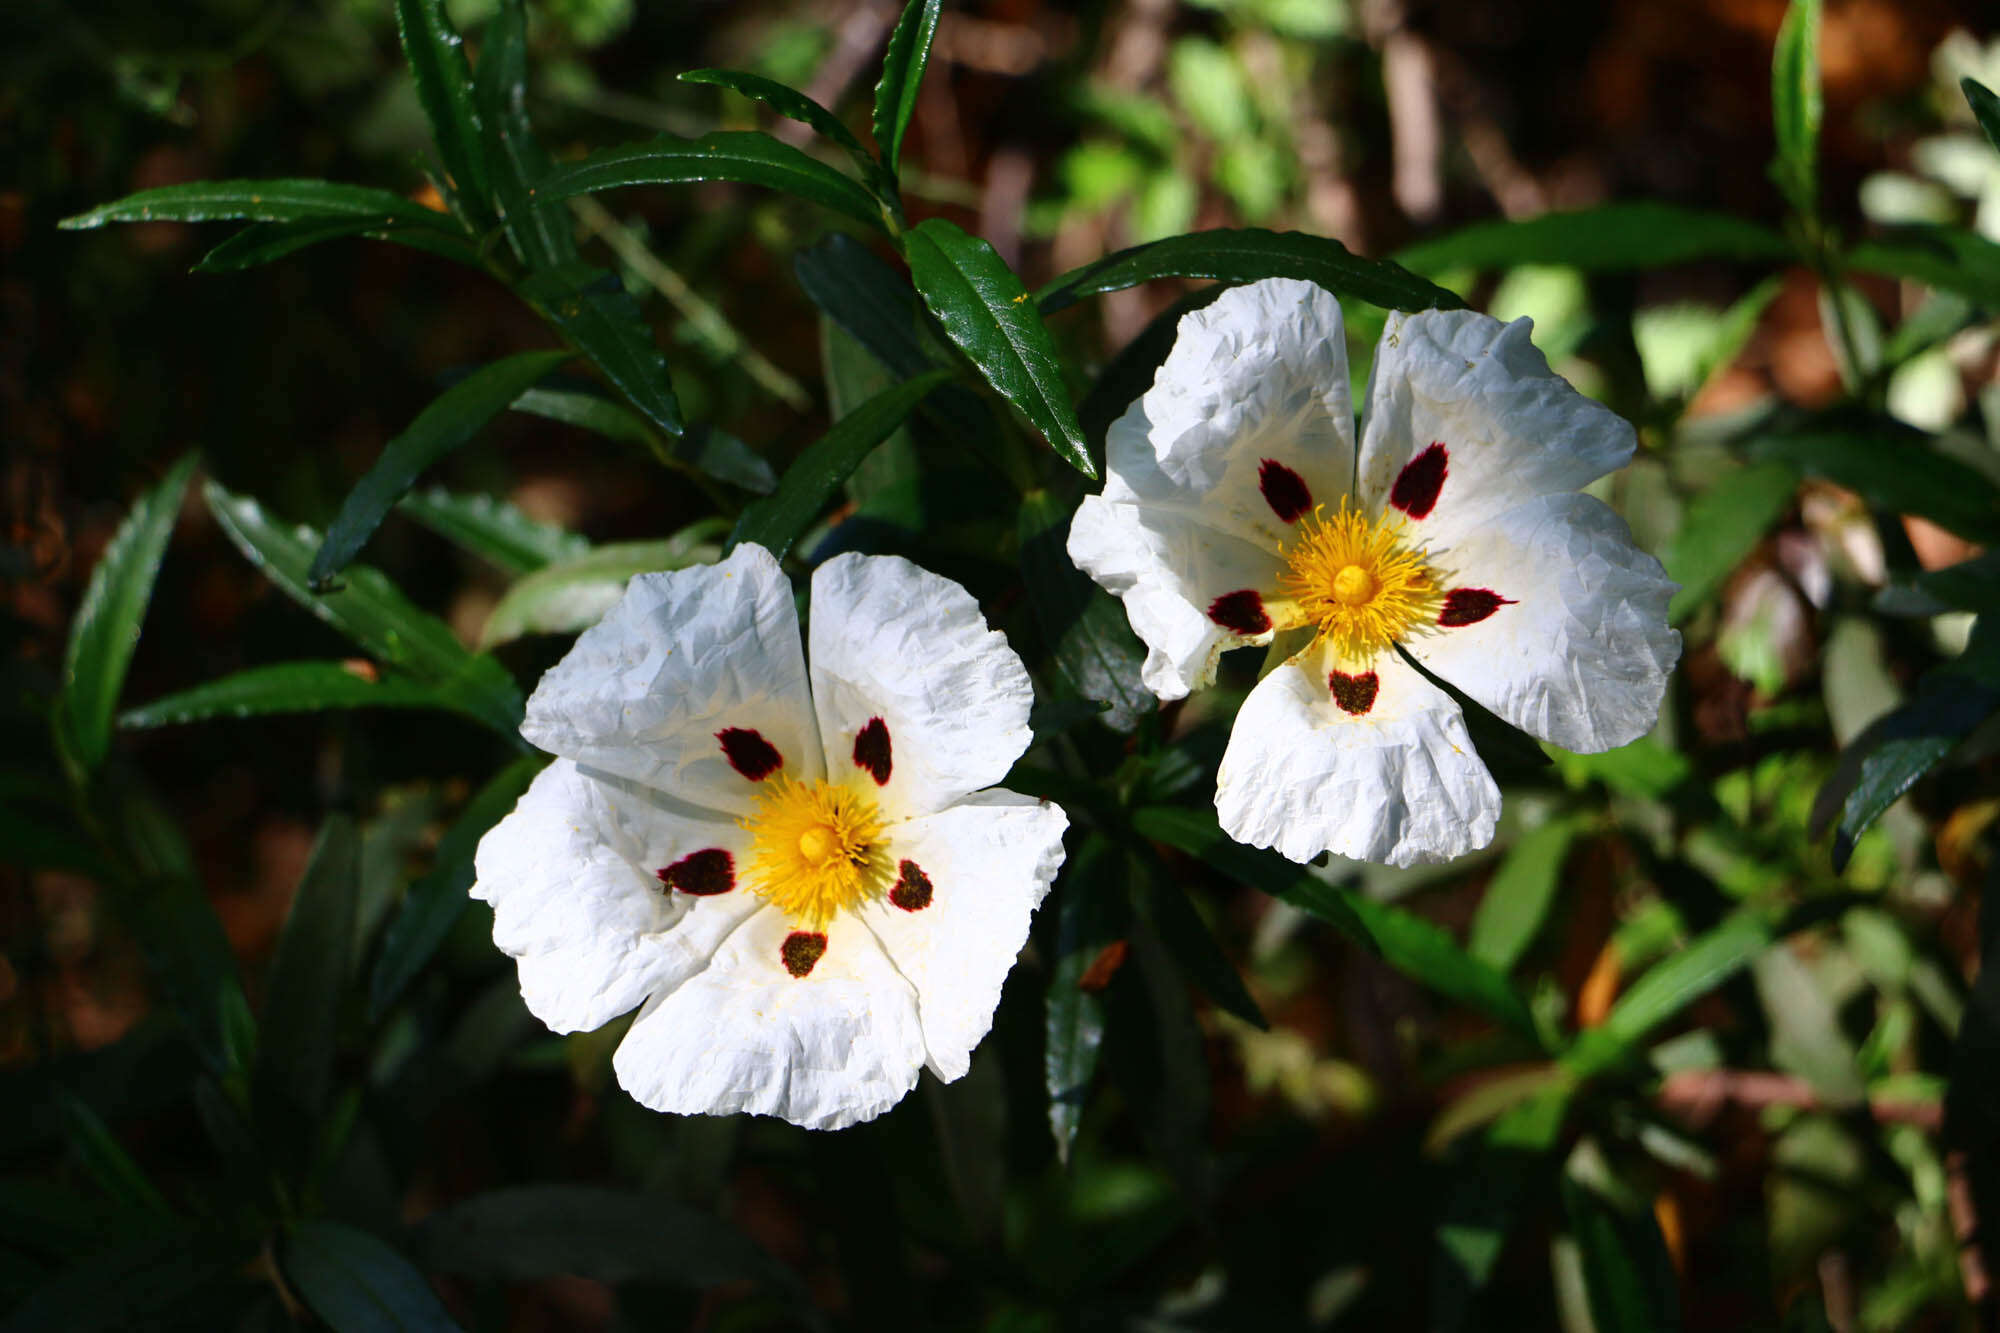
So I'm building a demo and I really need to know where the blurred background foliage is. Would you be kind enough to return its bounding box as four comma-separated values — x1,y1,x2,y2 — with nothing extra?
9,0,2000,1329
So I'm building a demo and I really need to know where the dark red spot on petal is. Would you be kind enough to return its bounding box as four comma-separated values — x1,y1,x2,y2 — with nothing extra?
657,848,735,896
889,859,933,912
1438,588,1516,627
852,717,892,786
717,727,782,780
1328,670,1380,715
781,930,827,977
1257,458,1313,523
1389,443,1448,519
1207,589,1271,636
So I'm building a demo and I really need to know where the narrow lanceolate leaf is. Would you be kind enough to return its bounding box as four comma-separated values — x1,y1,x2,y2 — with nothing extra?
204,482,525,737
1770,0,1823,217
473,0,577,271
1046,836,1126,1164
534,131,885,230
58,454,196,773
1038,227,1465,317
1848,227,2000,309
53,1091,172,1215
1749,429,2000,543
516,264,682,437
283,1221,463,1333
681,69,870,162
399,487,590,578
481,532,724,647
258,815,360,1124
370,756,542,1020
1431,1085,1571,1333
1018,492,1150,732
1467,817,1581,973
1567,913,1777,1077
310,349,573,587
796,232,934,378
193,216,480,273
905,218,1091,475
1968,78,2000,155
393,0,491,218
871,0,942,177
1393,203,1792,276
728,368,952,559
1660,460,1798,623
1562,1176,1683,1333
1132,863,1266,1030
120,662,459,730
59,180,448,231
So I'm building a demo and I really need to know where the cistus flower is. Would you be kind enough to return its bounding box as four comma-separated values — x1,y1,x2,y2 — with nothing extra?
472,544,1067,1130
1069,278,1680,867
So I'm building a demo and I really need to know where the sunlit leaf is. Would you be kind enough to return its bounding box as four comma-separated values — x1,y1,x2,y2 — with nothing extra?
481,531,723,647
1770,0,1822,217
1395,203,1790,275
1567,912,1776,1076
393,0,490,219
120,661,460,729
59,180,450,231
398,486,590,577
534,131,885,230
871,0,942,178
516,263,683,437
1659,460,1798,623
1468,817,1582,972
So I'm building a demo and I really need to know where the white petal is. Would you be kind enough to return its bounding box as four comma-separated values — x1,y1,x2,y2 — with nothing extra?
519,544,823,818
611,906,926,1130
1215,646,1501,867
1357,310,1635,548
807,554,1034,818
1408,492,1682,753
470,760,760,1033
857,791,1068,1081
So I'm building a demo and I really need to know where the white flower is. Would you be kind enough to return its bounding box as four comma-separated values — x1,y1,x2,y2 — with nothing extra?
1069,278,1680,867
472,544,1067,1130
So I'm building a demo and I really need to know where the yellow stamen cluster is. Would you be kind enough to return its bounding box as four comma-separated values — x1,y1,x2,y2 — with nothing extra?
1278,500,1440,661
740,775,891,928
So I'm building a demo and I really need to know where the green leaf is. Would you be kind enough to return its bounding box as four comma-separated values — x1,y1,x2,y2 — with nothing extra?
871,0,942,177
1468,817,1581,972
1046,836,1127,1164
1040,226,1464,317
58,454,196,773
204,482,525,738
59,180,450,230
257,815,359,1127
1847,226,2000,308
1568,912,1775,1077
1659,459,1798,623
727,368,952,560
1393,203,1791,276
1562,1175,1683,1333
53,1089,172,1215
393,0,490,218
905,218,1091,475
510,385,771,490
1968,78,2000,155
1770,0,1823,218
398,487,590,577
4,1230,246,1333
681,68,869,163
534,131,885,231
283,1221,463,1333
1431,1084,1571,1333
473,0,577,271
1131,853,1266,1030
515,263,683,437
369,757,542,1020
1749,428,2000,543
310,349,573,587
1808,675,2000,871
192,217,480,272
481,531,724,647
119,662,461,729
1017,491,1150,732
795,232,933,379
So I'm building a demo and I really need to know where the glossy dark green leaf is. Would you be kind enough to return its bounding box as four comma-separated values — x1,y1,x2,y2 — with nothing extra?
205,482,525,738
59,180,448,231
193,217,479,272
309,350,572,587
905,218,1091,475
119,662,459,729
1467,817,1581,972
1847,226,2000,308
516,263,683,437
871,0,942,177
1039,227,1466,316
1568,912,1775,1077
681,68,869,161
369,757,542,1020
795,232,932,379
481,532,723,647
393,0,490,217
534,131,884,230
473,0,576,271
257,815,359,1125
1562,1175,1683,1333
398,487,590,577
1017,491,1150,732
5,1229,246,1333
1431,1084,1570,1333
58,454,196,773
727,368,952,559
1968,78,2000,154
54,1089,172,1215
1749,429,2000,543
1770,0,1822,217
1660,460,1798,623
283,1221,462,1333
1395,204,1790,275
1046,836,1127,1164
1131,851,1266,1030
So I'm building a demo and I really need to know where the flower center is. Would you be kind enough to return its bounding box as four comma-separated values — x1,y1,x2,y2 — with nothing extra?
740,775,891,928
1278,500,1440,661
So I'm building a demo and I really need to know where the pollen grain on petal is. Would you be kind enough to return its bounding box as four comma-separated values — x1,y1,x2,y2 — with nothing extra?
780,930,828,977
1327,669,1380,715
1208,588,1272,636
1438,587,1515,627
852,716,893,786
717,726,783,780
889,859,934,912
1389,443,1449,519
1257,458,1313,523
657,848,735,896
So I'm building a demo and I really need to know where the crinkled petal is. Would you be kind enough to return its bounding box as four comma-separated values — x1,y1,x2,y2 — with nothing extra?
1357,310,1635,548
611,907,925,1130
807,554,1034,818
519,543,822,817
857,791,1067,1082
471,760,760,1033
1215,645,1501,867
1408,492,1681,753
